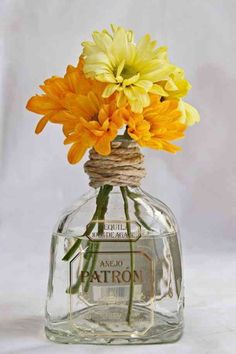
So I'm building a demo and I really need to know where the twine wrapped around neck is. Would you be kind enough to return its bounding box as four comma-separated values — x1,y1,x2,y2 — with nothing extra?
84,140,146,188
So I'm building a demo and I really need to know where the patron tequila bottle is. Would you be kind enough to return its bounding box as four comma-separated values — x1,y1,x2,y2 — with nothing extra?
45,187,184,344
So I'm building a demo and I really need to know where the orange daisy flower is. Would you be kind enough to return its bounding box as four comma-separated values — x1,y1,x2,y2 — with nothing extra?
26,56,126,164
63,94,125,163
126,95,186,153
26,57,105,134
26,76,70,134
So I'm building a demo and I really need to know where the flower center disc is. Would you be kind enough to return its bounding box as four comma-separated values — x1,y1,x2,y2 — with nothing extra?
121,65,138,80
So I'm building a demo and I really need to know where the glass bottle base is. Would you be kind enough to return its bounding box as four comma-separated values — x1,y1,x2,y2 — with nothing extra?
45,305,183,345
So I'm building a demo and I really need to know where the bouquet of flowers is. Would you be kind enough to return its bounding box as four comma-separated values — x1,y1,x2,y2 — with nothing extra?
26,24,199,164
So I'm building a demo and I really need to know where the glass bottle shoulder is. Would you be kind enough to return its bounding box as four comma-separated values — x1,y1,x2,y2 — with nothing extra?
53,186,179,239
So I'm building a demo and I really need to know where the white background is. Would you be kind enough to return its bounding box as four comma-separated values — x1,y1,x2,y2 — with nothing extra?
0,0,236,353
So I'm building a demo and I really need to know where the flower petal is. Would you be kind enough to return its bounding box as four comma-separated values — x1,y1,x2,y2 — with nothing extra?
142,64,175,82
116,60,125,77
35,116,49,134
149,84,168,96
130,100,143,113
178,100,200,126
94,135,111,155
116,92,127,107
135,80,153,92
67,142,87,164
102,84,118,98
165,78,179,91
26,95,59,114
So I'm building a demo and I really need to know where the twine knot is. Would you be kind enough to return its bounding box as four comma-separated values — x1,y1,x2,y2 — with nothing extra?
84,140,146,188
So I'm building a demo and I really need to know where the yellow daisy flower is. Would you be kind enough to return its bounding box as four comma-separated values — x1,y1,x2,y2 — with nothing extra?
82,25,175,113
160,67,192,98
178,99,200,126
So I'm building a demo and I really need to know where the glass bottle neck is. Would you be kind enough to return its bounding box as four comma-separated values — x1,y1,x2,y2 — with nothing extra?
93,185,143,194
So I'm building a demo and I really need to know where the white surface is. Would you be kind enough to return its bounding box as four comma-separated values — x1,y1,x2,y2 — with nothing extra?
1,253,236,354
1,0,236,353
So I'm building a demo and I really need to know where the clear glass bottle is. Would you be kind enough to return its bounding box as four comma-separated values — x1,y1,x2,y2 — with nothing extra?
45,185,184,344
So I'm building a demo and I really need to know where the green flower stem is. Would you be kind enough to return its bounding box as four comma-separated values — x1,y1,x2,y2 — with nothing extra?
66,185,112,294
68,242,93,294
120,186,134,324
126,189,152,231
62,186,109,261
84,186,111,292
83,242,99,293
127,189,182,299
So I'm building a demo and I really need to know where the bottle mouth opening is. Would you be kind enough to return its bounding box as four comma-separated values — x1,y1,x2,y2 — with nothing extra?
114,132,132,143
